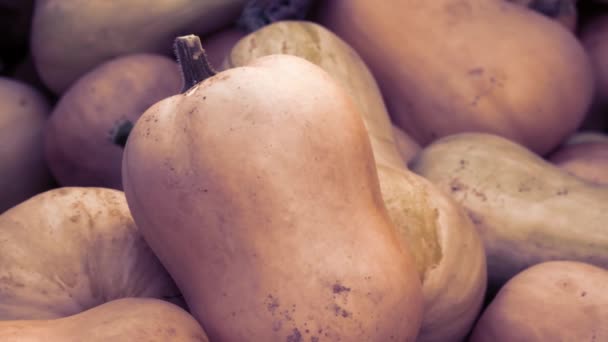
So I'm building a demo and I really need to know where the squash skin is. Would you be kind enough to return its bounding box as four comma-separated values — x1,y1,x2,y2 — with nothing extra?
507,0,577,30
31,0,246,94
0,187,181,319
0,298,209,341
549,142,608,185
470,261,608,342
224,21,486,342
316,0,593,155
392,124,421,165
0,77,53,214
123,54,423,341
563,131,608,146
410,133,608,289
44,54,181,189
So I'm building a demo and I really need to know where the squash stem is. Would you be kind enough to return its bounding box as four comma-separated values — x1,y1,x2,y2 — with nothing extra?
237,0,316,32
111,119,134,148
174,35,217,93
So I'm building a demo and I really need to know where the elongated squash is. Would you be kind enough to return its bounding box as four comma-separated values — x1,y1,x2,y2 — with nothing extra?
316,0,593,155
31,0,246,94
411,133,608,289
225,21,487,342
123,37,423,341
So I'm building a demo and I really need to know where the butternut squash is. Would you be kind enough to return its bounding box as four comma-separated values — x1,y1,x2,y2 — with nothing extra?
0,298,209,341
44,54,181,189
0,77,53,213
564,131,608,146
316,0,594,155
410,133,608,289
123,37,423,341
580,14,608,131
0,187,181,319
30,0,247,94
393,124,421,165
224,21,486,342
507,0,577,30
470,261,608,341
549,142,608,185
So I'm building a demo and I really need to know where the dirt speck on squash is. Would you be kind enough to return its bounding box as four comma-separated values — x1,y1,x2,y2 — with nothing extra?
286,328,302,342
332,283,351,294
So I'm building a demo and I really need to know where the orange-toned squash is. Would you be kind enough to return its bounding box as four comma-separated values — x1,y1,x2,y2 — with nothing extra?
44,54,181,189
224,20,486,342
470,261,608,341
30,0,247,94
123,37,423,341
316,0,593,155
0,298,209,341
0,187,181,319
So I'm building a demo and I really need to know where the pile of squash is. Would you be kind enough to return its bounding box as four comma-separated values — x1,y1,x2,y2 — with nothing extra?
1,0,607,340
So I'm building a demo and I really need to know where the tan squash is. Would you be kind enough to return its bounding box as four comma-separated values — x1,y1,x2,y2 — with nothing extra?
549,142,608,185
393,124,421,165
507,0,577,30
470,261,608,341
44,53,181,189
0,77,53,213
123,39,424,341
224,21,487,342
0,187,181,319
316,0,593,155
0,298,209,341
30,0,247,94
410,133,608,289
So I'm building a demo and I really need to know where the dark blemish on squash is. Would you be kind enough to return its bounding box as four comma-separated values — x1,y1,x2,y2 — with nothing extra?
18,98,27,107
466,210,483,226
556,188,568,196
450,178,467,192
518,184,531,192
458,159,468,170
310,337,319,342
331,304,350,318
332,283,351,294
231,312,237,317
468,68,484,76
273,320,283,332
581,291,587,297
167,327,176,336
69,215,79,223
266,295,280,314
286,328,302,342
282,310,293,321
471,188,487,201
